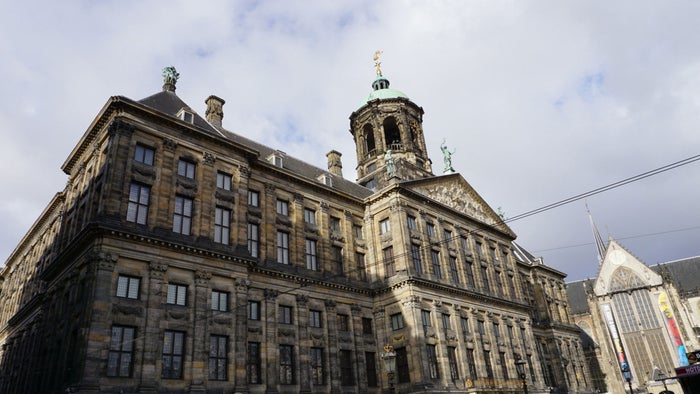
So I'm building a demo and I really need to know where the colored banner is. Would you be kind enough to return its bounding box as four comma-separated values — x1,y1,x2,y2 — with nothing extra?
658,292,689,366
602,304,630,375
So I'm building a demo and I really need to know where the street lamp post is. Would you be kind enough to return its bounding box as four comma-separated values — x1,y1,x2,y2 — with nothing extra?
622,370,633,394
515,359,528,394
382,345,397,394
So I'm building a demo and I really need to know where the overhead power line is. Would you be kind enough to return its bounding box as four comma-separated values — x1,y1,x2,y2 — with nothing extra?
502,153,700,223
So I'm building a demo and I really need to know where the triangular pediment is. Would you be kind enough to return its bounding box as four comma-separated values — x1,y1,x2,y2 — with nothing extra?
401,174,515,237
593,239,662,296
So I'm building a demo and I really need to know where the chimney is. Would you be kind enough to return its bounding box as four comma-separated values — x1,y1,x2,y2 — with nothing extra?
326,150,343,177
205,95,225,128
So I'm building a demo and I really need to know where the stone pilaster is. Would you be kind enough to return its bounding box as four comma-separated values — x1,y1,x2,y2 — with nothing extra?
139,261,168,392
189,270,212,392
233,278,251,393
324,299,340,393
296,294,311,393
350,304,367,389
264,289,279,393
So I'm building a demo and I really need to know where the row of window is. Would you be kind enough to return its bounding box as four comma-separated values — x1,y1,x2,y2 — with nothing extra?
108,325,375,386
117,275,374,332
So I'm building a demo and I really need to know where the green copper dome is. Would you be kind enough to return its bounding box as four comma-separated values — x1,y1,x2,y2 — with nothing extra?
359,75,408,108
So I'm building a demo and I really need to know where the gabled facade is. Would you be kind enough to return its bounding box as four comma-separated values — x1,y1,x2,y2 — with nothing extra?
0,66,591,394
567,238,700,394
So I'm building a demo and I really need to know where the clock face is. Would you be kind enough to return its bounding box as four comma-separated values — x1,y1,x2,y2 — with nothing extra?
609,250,625,265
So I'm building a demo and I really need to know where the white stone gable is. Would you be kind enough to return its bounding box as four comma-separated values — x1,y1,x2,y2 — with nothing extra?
594,240,662,296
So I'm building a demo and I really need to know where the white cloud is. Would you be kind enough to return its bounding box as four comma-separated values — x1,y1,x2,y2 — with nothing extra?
2,0,700,279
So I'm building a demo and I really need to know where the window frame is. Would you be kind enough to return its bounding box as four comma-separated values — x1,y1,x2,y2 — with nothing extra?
216,171,232,191
339,349,355,386
304,208,316,224
379,218,391,234
214,206,231,244
126,182,150,225
248,190,260,207
107,325,135,377
177,159,196,179
310,347,324,385
211,290,228,312
309,310,322,328
279,344,295,384
390,312,404,331
116,275,140,299
247,342,262,384
134,144,155,166
276,199,289,216
277,231,290,264
208,335,228,381
305,238,318,271
248,300,261,320
172,195,193,235
247,222,259,258
279,305,293,324
166,283,187,306
162,330,185,379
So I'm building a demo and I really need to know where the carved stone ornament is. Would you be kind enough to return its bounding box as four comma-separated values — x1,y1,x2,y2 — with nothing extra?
373,309,385,320
248,326,262,334
108,119,135,137
203,152,216,166
320,202,329,212
149,262,169,278
351,304,362,313
324,299,337,309
296,294,309,305
163,137,178,151
113,303,144,317
92,250,118,271
195,270,212,285
235,278,251,292
264,183,276,194
239,166,251,179
264,289,279,300
168,309,187,320
401,295,420,309
278,327,295,337
211,317,233,326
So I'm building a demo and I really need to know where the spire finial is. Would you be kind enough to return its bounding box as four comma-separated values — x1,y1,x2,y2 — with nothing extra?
586,202,607,265
373,50,383,76
162,66,180,92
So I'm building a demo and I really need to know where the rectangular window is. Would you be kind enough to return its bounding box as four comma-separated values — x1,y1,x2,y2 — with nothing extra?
248,190,259,207
177,159,196,179
481,266,491,292
507,325,515,344
427,344,439,379
304,208,316,224
383,246,395,277
332,246,343,275
447,346,459,381
107,325,135,377
465,261,476,287
209,335,227,381
396,347,410,383
248,300,260,320
305,239,318,270
460,317,469,341
211,290,228,312
475,241,484,259
477,320,485,336
362,317,373,335
431,250,442,279
449,256,459,284
426,223,435,237
484,350,494,379
339,350,354,386
444,229,453,244
353,224,363,239
279,345,295,384
421,310,431,328
489,246,498,262
127,183,150,224
496,271,504,296
247,222,259,258
466,349,477,379
116,275,140,299
134,144,154,165
173,196,193,235
390,313,404,330
279,305,293,324
337,314,350,331
442,313,452,332
493,322,501,342
162,330,185,379
411,244,423,275
216,172,232,191
276,199,289,216
330,216,341,232
499,351,509,379
309,310,322,328
460,236,469,254
379,218,390,234
366,352,378,387
247,342,261,384
407,215,417,230
277,231,290,264
356,252,367,282
166,284,187,306
214,207,231,244
311,347,324,385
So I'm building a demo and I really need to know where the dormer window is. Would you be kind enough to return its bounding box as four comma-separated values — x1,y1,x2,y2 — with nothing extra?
317,174,332,186
177,109,194,124
267,151,286,168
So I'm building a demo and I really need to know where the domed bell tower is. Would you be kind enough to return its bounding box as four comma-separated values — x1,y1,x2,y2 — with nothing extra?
349,52,433,190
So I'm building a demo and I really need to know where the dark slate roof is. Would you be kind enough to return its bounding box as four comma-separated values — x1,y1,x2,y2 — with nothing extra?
652,256,700,296
566,279,594,315
138,90,222,136
138,90,373,200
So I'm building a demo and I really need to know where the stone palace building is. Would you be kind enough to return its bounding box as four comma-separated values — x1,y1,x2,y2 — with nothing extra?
0,63,592,393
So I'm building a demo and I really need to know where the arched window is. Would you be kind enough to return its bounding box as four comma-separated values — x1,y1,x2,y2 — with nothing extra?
383,117,401,150
364,124,375,156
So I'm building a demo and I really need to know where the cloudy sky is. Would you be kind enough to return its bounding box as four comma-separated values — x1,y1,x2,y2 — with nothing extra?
2,1,699,281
